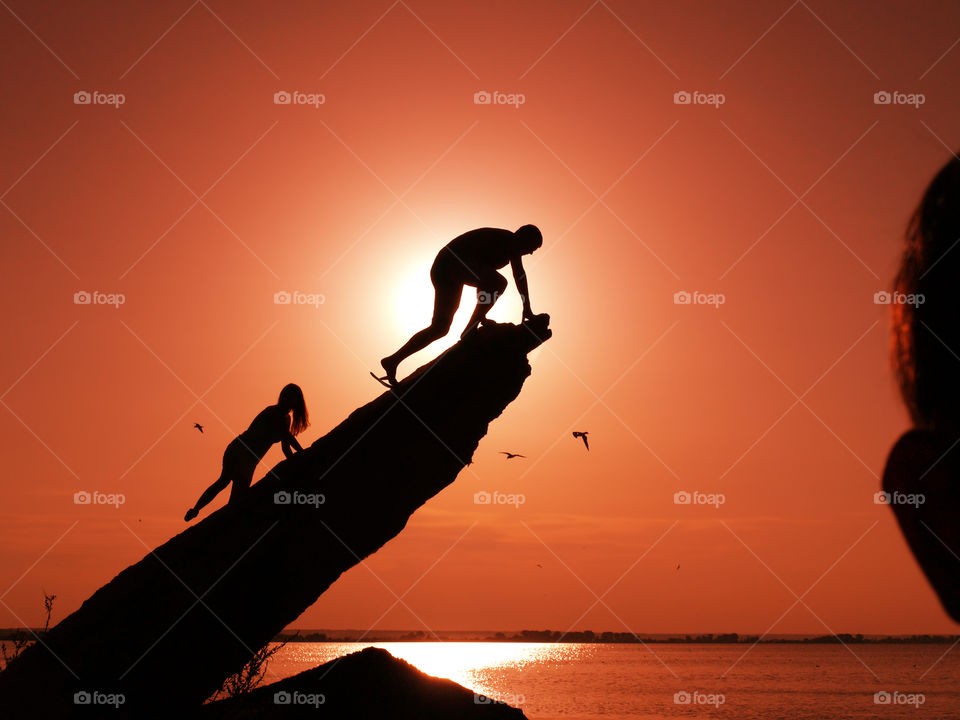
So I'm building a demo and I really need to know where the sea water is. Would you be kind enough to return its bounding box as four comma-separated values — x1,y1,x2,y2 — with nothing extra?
268,641,960,719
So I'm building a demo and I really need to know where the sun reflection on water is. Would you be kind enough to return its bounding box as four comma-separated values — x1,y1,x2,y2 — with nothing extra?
277,641,585,702
372,642,576,695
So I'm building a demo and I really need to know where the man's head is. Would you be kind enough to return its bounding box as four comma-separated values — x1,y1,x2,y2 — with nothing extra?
515,224,543,255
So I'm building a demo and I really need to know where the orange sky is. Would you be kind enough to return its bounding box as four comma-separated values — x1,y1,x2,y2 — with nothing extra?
2,0,960,638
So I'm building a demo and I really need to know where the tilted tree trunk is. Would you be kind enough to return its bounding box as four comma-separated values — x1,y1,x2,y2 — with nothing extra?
0,317,550,718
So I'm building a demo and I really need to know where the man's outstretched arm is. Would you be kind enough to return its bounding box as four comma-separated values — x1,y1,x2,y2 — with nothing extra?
511,256,534,320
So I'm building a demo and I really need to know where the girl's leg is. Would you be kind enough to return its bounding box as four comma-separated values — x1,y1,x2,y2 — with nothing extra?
227,468,255,505
184,471,230,520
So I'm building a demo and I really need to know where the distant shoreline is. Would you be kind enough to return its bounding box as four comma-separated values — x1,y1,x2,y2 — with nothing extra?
4,629,957,644
275,630,959,644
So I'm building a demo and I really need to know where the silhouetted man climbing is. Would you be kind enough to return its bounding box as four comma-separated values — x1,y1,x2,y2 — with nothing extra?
376,224,543,387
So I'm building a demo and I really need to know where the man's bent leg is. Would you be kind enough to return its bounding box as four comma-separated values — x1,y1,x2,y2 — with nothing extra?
461,272,507,338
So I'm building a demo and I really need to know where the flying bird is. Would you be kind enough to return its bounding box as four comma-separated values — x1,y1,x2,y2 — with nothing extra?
572,431,589,450
193,423,204,433
500,452,526,459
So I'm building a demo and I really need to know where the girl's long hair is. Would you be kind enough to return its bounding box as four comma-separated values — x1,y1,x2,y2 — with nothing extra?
892,154,960,429
278,383,309,436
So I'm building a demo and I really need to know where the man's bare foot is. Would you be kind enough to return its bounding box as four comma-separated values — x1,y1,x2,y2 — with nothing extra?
380,357,399,386
462,317,499,340
184,507,198,522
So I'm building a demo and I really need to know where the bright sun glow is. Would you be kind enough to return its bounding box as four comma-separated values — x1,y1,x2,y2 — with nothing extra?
389,261,437,336
351,642,579,699
371,642,548,687
274,642,584,702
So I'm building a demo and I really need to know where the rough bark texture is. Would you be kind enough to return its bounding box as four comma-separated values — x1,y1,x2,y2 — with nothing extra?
0,317,550,718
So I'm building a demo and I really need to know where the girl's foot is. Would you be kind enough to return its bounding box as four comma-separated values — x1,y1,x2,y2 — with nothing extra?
184,507,198,522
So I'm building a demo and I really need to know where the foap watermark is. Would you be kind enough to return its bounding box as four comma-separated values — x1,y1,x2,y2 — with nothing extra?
874,490,924,508
673,90,725,108
478,290,500,305
474,692,526,707
873,91,925,108
674,690,725,708
274,690,325,707
74,490,125,508
274,90,325,108
474,90,525,108
274,290,325,308
874,691,925,708
474,490,525,508
674,490,725,508
274,490,325,508
74,690,125,708
74,290,125,308
673,290,725,308
74,90,125,108
873,290,924,307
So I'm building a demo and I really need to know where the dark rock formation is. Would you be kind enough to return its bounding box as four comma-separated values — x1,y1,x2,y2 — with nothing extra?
200,647,527,719
0,317,550,718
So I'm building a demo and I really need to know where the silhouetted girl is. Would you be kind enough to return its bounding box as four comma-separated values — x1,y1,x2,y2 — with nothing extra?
883,154,960,621
184,384,309,521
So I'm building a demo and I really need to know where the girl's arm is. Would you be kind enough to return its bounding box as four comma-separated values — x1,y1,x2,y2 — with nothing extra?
279,406,303,458
281,432,303,458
